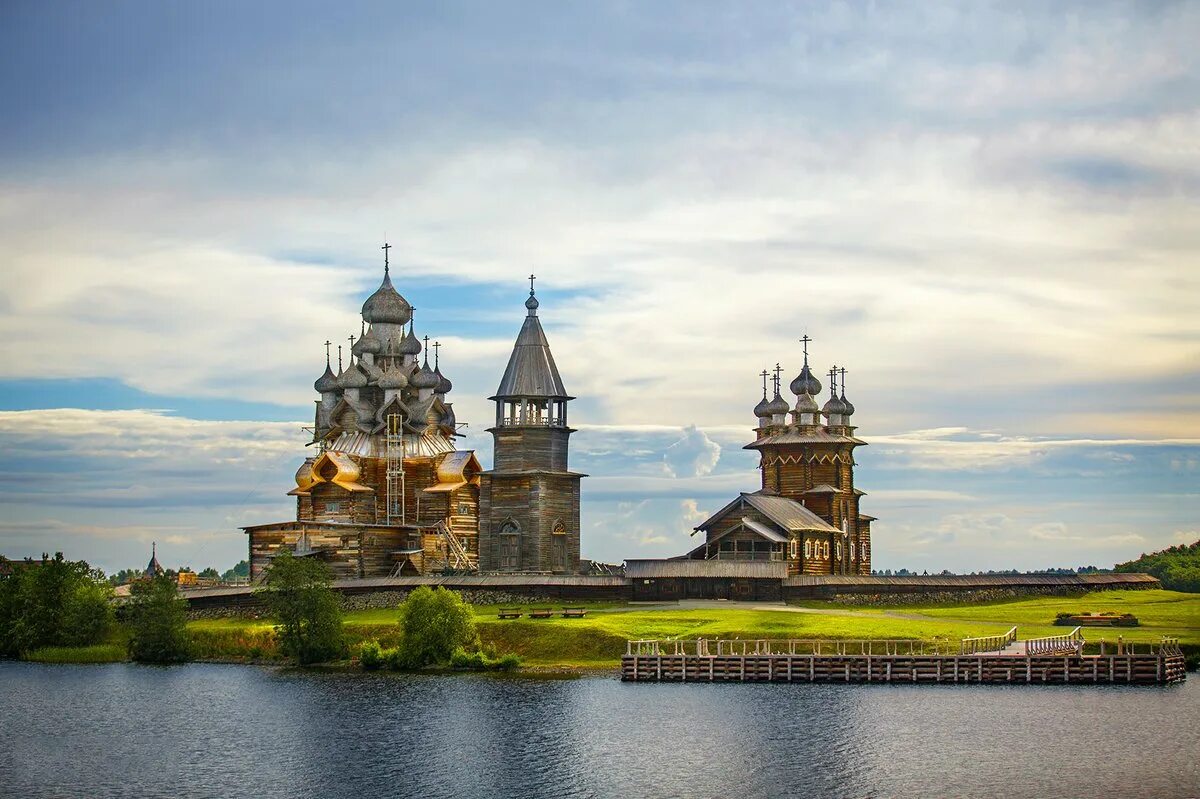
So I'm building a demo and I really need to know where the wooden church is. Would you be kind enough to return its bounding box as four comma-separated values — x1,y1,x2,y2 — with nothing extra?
683,338,874,575
242,249,582,578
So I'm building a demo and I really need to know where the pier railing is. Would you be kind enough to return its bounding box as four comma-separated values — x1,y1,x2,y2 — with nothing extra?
1024,627,1083,656
625,638,956,657
959,627,1017,655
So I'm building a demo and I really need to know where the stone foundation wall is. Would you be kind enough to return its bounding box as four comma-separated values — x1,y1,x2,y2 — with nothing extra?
187,588,557,620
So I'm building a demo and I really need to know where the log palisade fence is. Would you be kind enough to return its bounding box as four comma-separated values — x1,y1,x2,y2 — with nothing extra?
621,633,1185,685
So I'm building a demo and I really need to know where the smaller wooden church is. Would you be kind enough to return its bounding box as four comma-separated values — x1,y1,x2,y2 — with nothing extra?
683,341,874,575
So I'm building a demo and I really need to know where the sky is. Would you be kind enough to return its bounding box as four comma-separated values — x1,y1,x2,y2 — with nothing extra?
0,1,1197,576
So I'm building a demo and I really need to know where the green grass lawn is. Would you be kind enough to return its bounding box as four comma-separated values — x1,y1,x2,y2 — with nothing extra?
792,590,1200,646
183,589,1199,668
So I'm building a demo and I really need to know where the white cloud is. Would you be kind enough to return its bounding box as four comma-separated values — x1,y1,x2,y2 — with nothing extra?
661,425,722,478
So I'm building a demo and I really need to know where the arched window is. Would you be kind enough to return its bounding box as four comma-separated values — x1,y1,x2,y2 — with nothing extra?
552,520,566,535
836,542,842,560
788,538,797,558
804,540,812,559
860,542,867,561
822,542,830,559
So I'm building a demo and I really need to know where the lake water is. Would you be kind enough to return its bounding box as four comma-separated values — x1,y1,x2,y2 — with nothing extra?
0,662,1197,799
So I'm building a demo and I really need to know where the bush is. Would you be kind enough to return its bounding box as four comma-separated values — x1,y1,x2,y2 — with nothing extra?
127,575,190,663
359,639,385,671
448,646,522,672
395,586,478,668
257,552,345,665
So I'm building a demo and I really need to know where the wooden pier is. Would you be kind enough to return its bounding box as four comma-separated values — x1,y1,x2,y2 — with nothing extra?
621,633,1186,685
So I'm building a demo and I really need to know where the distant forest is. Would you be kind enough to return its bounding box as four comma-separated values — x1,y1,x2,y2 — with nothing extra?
1115,540,1200,593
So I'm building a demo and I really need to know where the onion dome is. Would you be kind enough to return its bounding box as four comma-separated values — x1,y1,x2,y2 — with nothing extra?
840,391,855,417
795,392,819,414
411,359,439,390
338,360,368,389
360,359,382,382
314,363,339,393
790,363,822,397
400,324,422,356
355,326,382,355
765,391,791,417
822,394,847,417
753,396,772,418
361,266,412,325
434,366,453,395
377,363,408,390
525,293,539,313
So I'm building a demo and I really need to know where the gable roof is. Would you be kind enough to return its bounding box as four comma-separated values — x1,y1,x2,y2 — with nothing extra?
742,493,840,533
693,492,839,536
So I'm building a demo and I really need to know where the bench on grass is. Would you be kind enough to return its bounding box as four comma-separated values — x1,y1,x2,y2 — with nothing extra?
497,608,522,619
562,607,587,618
529,608,555,619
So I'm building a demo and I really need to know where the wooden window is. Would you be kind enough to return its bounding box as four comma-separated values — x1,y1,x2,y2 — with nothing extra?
860,542,867,561
822,542,830,559
326,501,341,513
788,538,797,558
836,542,842,560
552,535,566,571
457,503,470,516
804,540,812,559
499,521,520,570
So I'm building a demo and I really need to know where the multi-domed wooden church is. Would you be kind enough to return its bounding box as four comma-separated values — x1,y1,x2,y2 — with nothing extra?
242,248,581,578
681,338,874,575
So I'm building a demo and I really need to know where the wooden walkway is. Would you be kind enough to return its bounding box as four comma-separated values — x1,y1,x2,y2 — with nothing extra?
621,634,1186,685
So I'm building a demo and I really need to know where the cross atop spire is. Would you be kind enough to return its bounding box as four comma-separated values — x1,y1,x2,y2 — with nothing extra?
529,273,536,294
381,241,391,277
337,345,343,372
760,369,769,399
773,363,784,396
324,340,331,367
828,366,839,397
839,366,847,396
432,340,441,369
422,335,430,364
800,333,812,364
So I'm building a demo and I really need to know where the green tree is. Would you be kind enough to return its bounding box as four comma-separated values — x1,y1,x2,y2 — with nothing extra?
221,560,250,582
395,586,478,668
258,552,344,664
198,567,220,581
1116,540,1200,593
5,553,112,655
127,575,191,663
61,578,114,646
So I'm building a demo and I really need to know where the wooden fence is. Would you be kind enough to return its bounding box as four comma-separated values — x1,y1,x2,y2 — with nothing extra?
622,636,1186,685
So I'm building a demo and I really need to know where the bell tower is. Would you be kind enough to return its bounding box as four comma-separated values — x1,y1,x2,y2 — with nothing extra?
478,277,583,573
